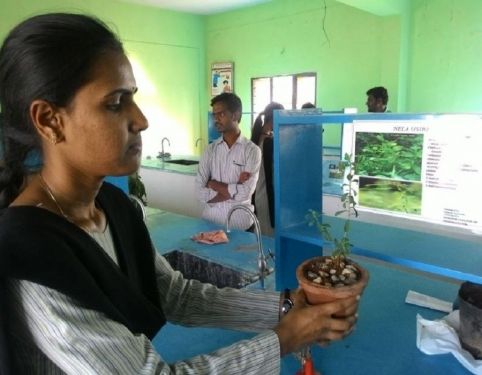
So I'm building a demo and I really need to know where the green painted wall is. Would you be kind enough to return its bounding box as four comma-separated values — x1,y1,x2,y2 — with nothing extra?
0,0,206,157
206,0,482,138
205,0,400,142
408,0,482,112
2,0,480,157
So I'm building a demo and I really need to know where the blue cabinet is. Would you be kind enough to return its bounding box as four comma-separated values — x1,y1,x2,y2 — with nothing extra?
104,176,128,194
273,111,482,290
273,112,323,289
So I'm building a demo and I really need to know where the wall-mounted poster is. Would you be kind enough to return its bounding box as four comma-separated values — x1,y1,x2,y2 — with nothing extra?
211,62,233,97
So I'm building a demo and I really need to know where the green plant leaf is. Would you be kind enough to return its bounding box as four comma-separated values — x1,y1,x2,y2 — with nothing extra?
344,220,351,233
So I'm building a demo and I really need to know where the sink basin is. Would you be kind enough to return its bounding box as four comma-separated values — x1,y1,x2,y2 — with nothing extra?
163,250,258,289
164,159,199,166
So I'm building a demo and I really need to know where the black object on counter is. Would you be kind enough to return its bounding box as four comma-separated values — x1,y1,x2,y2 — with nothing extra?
458,281,482,359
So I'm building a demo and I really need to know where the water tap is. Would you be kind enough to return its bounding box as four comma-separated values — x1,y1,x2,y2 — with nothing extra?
226,205,272,289
158,137,171,159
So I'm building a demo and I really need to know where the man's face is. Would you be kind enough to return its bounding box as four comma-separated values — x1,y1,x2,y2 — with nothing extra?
212,102,239,133
366,95,384,112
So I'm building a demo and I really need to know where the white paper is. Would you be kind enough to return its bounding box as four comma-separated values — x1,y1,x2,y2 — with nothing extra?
417,311,482,374
406,290,453,313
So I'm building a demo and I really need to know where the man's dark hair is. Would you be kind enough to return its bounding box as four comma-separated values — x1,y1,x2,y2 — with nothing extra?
211,93,242,121
301,102,316,109
366,86,388,105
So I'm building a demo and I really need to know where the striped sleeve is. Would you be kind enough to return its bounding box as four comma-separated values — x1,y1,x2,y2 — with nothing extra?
9,279,164,374
154,252,281,332
229,142,261,202
8,253,282,374
195,143,217,204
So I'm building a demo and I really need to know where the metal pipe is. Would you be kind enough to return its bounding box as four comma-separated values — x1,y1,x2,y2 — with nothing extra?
161,137,170,159
226,205,267,289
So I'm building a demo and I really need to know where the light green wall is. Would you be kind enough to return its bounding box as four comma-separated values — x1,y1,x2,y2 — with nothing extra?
0,0,207,157
408,0,482,112
380,15,401,111
206,0,482,130
205,0,400,141
2,0,480,156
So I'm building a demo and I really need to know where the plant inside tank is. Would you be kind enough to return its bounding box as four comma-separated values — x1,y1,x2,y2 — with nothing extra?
128,171,147,205
305,153,361,287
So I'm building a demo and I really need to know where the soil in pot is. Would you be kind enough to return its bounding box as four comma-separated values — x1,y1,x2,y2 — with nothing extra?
458,281,482,359
296,256,369,306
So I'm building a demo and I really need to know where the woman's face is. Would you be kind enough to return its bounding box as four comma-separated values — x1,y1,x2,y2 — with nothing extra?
56,51,148,178
264,119,273,133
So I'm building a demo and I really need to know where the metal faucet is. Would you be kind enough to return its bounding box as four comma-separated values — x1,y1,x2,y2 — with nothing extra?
226,205,271,289
159,137,171,159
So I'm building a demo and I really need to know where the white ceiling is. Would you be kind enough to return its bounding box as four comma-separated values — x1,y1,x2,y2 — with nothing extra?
120,0,405,16
336,0,406,16
120,0,272,15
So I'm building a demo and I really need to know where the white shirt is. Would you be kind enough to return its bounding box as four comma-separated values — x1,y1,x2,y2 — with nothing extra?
6,225,281,374
195,135,261,230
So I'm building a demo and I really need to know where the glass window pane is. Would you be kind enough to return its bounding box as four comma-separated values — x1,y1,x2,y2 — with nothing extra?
296,75,316,109
252,77,271,118
272,76,293,110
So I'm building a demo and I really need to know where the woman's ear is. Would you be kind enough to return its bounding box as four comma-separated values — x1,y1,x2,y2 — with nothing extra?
30,100,64,145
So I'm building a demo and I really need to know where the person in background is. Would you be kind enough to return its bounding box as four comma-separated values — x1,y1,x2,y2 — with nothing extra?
0,13,360,374
250,102,284,236
365,86,389,112
301,102,316,109
196,92,261,231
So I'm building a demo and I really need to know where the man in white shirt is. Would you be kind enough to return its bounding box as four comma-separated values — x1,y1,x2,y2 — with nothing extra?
196,93,261,230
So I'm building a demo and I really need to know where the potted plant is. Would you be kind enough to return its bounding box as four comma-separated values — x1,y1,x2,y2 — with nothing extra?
296,153,369,305
128,171,147,205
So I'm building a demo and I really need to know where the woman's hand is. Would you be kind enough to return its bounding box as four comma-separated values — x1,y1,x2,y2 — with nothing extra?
274,289,359,356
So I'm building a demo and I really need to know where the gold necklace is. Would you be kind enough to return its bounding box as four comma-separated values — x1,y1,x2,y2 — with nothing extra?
38,173,90,232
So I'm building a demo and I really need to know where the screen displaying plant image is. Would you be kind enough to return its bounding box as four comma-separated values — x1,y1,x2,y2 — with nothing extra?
354,133,423,181
358,176,422,215
339,118,482,232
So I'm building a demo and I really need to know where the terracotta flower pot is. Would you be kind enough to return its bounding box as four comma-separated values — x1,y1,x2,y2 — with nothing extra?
458,281,482,359
296,256,369,305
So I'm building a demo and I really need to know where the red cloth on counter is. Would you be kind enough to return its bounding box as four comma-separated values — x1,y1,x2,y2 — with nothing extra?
191,230,229,245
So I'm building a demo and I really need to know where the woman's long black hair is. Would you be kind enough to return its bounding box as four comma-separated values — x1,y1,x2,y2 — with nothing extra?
250,102,284,145
0,13,124,208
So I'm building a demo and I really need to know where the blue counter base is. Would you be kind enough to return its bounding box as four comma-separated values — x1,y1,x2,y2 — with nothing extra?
147,208,471,374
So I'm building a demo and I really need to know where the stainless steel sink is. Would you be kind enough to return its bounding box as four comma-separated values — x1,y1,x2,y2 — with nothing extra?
163,250,258,289
164,159,199,166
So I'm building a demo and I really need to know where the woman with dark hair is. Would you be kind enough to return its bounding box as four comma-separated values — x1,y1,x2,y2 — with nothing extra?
251,102,284,236
0,13,359,374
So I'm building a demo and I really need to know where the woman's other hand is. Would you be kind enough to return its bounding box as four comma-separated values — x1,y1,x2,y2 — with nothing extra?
274,289,359,356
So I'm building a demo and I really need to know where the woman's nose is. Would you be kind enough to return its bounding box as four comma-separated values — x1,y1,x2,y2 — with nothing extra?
131,102,148,132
